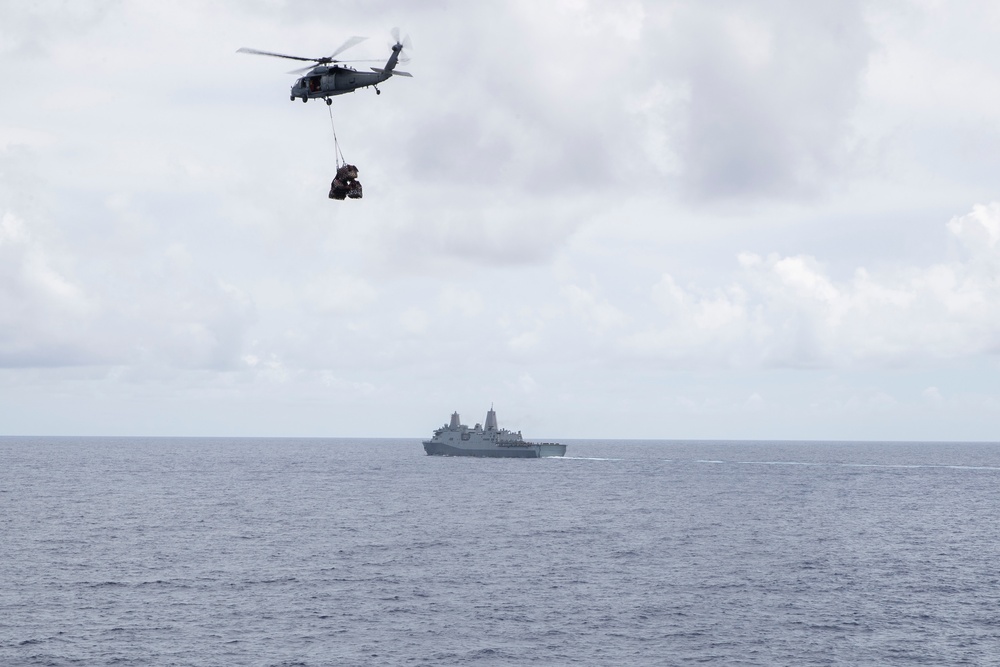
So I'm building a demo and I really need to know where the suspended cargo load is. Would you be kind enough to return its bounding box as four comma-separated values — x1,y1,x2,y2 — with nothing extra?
329,163,362,200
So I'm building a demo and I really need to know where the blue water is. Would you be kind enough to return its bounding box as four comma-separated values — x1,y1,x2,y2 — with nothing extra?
2,438,999,665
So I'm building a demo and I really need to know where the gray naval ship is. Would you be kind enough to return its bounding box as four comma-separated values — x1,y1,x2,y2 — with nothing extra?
423,407,567,458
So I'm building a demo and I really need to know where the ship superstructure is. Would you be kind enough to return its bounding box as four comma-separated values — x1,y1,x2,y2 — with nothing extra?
423,407,566,458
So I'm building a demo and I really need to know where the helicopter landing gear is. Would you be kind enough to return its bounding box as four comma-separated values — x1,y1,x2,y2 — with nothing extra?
302,97,307,103
374,85,381,96
290,95,295,101
326,98,332,106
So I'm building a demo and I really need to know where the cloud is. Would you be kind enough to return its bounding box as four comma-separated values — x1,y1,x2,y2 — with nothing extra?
648,1,874,201
399,306,429,335
948,202,1000,254
0,201,257,371
561,283,627,332
623,202,1000,368
367,191,588,272
518,372,536,393
922,386,943,404
0,1,115,58
438,284,484,317
391,2,650,195
301,272,378,314
0,127,56,151
0,212,98,367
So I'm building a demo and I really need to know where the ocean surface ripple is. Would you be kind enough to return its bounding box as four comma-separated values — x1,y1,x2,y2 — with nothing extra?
2,437,999,666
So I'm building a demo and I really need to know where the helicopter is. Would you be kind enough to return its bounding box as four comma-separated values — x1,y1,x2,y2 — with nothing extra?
237,29,412,104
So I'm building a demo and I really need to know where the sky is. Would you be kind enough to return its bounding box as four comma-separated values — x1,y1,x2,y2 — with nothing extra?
1,0,999,440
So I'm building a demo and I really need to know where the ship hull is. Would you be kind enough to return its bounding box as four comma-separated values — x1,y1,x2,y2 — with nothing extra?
423,441,566,458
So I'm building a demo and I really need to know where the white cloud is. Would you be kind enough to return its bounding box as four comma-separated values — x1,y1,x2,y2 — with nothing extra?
302,272,378,314
722,13,773,71
507,328,542,354
0,212,97,366
399,307,429,335
561,283,627,331
624,203,1000,368
922,386,943,403
948,202,1000,252
515,372,537,394
0,127,56,150
438,284,484,317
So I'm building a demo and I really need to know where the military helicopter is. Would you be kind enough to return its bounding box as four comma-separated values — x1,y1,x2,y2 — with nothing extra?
237,29,412,104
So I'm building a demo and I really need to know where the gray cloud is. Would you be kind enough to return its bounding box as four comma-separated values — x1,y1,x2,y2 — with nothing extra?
0,0,117,58
652,1,874,201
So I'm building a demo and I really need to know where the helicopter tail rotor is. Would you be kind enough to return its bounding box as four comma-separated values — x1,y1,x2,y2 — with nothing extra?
389,27,412,62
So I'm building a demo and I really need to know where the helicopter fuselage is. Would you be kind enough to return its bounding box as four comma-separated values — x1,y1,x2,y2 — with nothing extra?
291,65,385,100
290,44,407,102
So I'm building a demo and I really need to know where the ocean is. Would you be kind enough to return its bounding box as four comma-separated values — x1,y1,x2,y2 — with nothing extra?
2,437,999,665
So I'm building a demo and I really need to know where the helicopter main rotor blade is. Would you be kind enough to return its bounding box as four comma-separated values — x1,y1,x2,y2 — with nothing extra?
328,35,367,60
237,47,318,63
286,58,382,75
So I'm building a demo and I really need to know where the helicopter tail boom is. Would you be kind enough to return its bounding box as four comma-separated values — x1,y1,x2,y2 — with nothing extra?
381,28,411,76
383,47,403,74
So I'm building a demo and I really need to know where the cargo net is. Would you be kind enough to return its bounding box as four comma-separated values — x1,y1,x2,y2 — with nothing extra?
328,105,362,200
